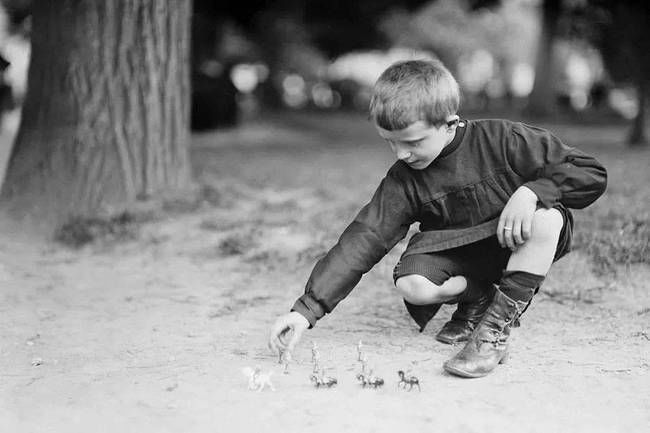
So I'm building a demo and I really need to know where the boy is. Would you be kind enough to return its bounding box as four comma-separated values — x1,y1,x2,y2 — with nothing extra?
268,59,607,378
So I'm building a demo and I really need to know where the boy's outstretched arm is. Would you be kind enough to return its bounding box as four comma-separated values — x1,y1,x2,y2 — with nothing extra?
268,169,416,355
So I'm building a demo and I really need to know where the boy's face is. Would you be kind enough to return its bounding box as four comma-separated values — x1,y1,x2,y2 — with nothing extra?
376,120,456,170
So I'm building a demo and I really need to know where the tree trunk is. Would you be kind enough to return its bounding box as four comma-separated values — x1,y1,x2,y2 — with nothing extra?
0,0,192,225
526,0,561,117
627,79,648,146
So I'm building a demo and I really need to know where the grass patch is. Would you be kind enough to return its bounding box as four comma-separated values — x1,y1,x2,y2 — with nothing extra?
54,212,144,248
573,213,650,275
53,183,228,248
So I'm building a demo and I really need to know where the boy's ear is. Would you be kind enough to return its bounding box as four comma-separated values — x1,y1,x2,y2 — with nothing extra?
446,115,460,130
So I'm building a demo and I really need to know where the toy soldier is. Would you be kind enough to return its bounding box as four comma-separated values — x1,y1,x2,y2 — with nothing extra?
282,350,292,374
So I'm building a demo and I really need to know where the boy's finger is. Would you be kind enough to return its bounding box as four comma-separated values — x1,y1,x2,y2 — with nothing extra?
269,329,284,354
268,328,277,353
268,322,288,354
286,327,304,354
496,219,505,246
512,220,524,245
278,329,291,346
505,228,515,250
502,218,515,249
268,335,279,354
521,218,533,240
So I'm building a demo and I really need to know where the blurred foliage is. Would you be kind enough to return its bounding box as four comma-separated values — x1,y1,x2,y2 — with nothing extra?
568,0,649,86
300,0,430,57
469,0,648,142
196,0,431,58
252,10,328,78
379,0,538,70
578,0,649,145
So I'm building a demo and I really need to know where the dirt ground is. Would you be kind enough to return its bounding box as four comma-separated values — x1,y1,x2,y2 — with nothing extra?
1,112,648,433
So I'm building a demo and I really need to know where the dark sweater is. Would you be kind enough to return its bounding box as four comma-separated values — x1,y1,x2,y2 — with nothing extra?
292,119,608,327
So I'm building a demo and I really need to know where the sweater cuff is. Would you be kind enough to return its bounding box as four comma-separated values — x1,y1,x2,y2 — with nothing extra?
291,294,326,328
523,179,561,208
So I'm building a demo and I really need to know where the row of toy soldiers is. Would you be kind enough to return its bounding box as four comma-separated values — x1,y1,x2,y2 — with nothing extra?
313,340,371,374
281,340,371,376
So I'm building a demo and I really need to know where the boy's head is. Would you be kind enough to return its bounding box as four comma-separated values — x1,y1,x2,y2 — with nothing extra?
369,59,459,131
370,59,461,170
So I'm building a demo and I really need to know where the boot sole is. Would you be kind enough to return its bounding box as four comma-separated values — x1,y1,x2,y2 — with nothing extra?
435,334,469,345
443,353,508,378
442,363,489,378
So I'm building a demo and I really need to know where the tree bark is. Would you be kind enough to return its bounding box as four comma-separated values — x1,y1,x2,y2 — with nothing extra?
0,0,192,225
526,0,561,117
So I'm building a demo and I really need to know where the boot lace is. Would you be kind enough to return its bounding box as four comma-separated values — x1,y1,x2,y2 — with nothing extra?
479,308,524,348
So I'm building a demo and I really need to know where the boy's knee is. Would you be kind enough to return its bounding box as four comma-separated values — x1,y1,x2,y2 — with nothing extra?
531,208,564,241
395,275,423,298
395,274,443,304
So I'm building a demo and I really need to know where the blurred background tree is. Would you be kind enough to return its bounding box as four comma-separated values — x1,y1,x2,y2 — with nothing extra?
580,0,649,146
0,0,192,226
525,0,561,117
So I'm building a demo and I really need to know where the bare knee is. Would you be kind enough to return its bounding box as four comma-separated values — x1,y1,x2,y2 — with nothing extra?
395,274,445,305
531,208,563,242
395,275,429,299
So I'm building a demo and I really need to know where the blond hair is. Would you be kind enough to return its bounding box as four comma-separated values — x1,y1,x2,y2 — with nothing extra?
369,59,460,130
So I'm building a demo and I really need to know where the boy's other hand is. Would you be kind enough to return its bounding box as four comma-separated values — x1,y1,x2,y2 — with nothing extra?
497,186,538,250
268,312,309,357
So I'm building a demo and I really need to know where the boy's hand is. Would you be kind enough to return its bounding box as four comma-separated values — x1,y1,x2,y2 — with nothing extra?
497,186,538,250
268,312,309,358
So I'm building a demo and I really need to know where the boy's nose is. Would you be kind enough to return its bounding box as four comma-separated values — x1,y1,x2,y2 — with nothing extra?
396,149,411,160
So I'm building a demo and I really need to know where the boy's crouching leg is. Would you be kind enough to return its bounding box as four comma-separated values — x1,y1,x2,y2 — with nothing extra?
396,275,446,332
443,287,528,378
435,279,495,344
396,274,467,332
444,207,565,377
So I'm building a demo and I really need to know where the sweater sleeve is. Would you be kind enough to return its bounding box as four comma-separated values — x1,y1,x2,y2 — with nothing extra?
292,169,416,327
507,123,607,209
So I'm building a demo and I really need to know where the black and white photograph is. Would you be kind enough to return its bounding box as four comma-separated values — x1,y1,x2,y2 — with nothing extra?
0,1,648,432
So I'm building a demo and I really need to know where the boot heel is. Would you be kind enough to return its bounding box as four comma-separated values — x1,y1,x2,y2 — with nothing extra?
499,351,509,364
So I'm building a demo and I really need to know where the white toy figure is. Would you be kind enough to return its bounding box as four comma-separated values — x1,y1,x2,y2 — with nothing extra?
311,341,321,373
310,373,337,388
397,370,420,392
311,341,321,364
356,372,384,389
282,350,292,375
359,354,369,375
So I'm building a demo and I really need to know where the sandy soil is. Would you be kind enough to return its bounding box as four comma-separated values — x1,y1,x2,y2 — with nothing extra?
1,113,649,433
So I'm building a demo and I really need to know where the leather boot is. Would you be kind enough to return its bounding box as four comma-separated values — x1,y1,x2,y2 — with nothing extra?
435,283,495,345
443,288,528,378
